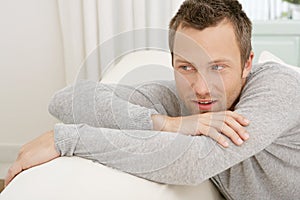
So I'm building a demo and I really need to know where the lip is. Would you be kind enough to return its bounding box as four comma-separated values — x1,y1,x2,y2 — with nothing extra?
192,99,217,111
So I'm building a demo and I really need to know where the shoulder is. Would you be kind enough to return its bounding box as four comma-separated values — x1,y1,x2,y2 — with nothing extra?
244,62,300,93
237,61,300,111
249,61,300,81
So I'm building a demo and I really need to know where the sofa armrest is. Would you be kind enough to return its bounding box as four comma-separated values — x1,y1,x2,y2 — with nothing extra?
1,157,224,200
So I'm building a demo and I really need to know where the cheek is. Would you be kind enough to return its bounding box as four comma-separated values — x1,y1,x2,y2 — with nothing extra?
174,72,191,97
222,75,243,101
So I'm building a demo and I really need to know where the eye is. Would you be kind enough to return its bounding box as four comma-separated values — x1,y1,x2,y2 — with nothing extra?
211,65,224,71
180,65,195,71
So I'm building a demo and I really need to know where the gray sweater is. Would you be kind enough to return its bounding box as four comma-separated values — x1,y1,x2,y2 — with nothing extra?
49,62,300,200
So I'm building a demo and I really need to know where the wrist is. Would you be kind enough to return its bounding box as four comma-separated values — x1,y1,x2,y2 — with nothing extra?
151,114,178,132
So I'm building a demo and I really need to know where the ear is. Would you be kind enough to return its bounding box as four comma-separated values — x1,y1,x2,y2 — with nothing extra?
242,51,254,78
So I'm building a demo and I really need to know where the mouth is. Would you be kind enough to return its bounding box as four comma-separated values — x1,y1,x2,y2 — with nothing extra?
192,99,217,110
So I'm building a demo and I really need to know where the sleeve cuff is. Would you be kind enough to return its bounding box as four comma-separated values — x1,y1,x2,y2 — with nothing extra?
54,123,81,156
128,108,159,130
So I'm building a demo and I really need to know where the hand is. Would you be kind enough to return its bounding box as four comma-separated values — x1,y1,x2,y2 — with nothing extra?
152,111,250,147
4,130,60,187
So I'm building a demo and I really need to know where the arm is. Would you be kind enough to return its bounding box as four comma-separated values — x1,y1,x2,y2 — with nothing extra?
54,123,228,185
152,111,250,147
50,80,248,146
48,80,180,130
7,64,299,186
53,65,300,185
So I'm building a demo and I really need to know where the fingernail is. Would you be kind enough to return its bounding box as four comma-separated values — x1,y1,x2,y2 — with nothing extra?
237,138,243,145
244,119,250,124
223,141,229,147
244,132,249,140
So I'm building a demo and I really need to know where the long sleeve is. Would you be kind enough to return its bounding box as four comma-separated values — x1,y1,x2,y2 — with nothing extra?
54,123,236,185
54,63,300,189
48,80,181,130
212,63,300,199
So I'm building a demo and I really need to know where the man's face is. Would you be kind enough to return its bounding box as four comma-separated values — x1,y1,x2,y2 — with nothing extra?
173,20,253,114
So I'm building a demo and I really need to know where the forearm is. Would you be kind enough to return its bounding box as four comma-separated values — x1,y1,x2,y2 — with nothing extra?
48,80,168,130
54,123,216,185
54,123,255,185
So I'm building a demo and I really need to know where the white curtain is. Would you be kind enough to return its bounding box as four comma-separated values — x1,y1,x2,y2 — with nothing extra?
57,0,183,84
239,0,290,21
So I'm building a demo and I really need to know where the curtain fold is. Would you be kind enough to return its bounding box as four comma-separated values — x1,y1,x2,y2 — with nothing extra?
57,0,85,84
82,0,101,82
57,0,183,84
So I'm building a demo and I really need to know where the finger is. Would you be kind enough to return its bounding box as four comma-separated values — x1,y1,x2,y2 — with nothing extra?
225,117,249,141
225,111,250,126
200,116,245,141
4,161,22,187
206,128,229,148
200,112,247,145
195,125,229,148
217,123,244,146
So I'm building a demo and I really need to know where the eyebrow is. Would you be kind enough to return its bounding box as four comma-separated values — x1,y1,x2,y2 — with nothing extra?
207,59,232,64
174,58,190,63
174,59,199,69
174,58,232,65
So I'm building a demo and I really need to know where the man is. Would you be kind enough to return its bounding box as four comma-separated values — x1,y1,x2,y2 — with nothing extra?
5,0,300,199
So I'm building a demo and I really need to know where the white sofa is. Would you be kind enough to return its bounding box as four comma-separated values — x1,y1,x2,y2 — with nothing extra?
0,157,223,200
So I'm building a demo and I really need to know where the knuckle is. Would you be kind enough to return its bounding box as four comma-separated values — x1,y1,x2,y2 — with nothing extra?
231,132,239,139
238,115,244,122
238,129,246,135
201,130,208,136
7,164,18,177
235,125,245,133
22,152,30,161
237,113,244,118
219,123,226,133
17,151,23,157
224,113,234,120
228,131,238,140
20,144,26,151
202,127,210,136
217,135,226,143
224,117,232,124
225,110,232,116
17,152,30,165
18,146,26,156
216,134,224,142
7,167,13,175
193,132,200,136
220,126,231,136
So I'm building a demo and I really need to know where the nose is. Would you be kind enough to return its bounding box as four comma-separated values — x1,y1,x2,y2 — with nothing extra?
191,72,210,97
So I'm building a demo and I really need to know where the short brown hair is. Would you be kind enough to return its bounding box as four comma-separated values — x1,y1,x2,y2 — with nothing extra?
169,0,252,66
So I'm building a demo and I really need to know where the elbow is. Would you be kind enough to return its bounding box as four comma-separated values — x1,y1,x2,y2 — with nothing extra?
47,88,73,123
48,92,61,120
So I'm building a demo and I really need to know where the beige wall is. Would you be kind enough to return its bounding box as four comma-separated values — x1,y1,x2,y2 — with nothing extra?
0,0,66,164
